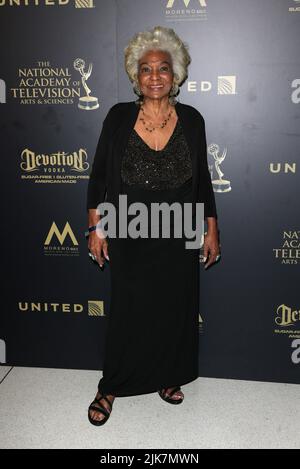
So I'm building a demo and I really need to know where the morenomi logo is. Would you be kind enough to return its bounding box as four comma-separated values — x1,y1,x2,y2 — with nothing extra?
45,221,78,245
165,0,208,21
166,0,207,6
44,221,79,256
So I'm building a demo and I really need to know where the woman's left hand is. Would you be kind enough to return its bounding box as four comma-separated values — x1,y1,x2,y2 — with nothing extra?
203,229,221,269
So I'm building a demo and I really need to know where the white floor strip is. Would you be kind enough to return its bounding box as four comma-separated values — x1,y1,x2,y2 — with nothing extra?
0,366,299,449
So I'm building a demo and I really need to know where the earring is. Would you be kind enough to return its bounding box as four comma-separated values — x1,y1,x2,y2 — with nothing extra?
169,83,179,105
134,82,144,106
134,82,143,96
169,83,178,96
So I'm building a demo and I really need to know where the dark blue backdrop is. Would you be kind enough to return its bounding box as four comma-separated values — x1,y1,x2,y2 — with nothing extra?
1,0,299,384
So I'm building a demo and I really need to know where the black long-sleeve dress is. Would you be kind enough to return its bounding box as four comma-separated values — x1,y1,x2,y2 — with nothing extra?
97,118,200,397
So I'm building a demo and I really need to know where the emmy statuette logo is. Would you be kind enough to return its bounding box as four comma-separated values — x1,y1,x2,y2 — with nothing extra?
74,58,99,110
208,143,231,193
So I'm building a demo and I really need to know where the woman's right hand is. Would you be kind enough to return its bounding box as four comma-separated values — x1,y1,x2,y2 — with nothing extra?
88,230,109,267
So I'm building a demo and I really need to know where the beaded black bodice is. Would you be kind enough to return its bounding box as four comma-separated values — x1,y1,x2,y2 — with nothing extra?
121,120,192,190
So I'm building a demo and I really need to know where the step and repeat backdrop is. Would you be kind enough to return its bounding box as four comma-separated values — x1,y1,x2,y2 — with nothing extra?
0,0,299,384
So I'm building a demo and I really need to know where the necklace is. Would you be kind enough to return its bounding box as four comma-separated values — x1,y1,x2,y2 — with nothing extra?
139,105,174,133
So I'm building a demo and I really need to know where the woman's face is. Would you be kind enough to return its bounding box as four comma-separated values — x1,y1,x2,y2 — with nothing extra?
137,49,174,100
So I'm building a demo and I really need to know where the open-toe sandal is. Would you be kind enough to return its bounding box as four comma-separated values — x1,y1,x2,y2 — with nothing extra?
158,386,184,405
88,392,114,426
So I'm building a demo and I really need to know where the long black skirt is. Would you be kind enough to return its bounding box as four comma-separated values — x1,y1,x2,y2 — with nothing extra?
98,177,200,397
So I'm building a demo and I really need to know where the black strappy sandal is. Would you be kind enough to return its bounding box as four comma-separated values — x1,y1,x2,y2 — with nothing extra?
88,392,114,426
158,386,184,405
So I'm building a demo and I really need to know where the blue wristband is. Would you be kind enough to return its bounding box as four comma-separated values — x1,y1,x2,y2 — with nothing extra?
84,225,97,238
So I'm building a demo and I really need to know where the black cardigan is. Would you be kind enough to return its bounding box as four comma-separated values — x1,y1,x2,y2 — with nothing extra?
86,100,217,219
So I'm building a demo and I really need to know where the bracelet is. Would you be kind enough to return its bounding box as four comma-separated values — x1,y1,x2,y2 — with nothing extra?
84,225,98,238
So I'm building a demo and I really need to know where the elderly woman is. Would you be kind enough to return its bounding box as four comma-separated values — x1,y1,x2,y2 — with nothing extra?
86,26,220,426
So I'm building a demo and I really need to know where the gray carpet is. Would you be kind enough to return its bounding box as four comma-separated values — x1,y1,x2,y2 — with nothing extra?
0,366,299,449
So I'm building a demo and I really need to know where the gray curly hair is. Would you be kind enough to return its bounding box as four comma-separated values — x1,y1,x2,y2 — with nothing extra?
124,25,191,105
